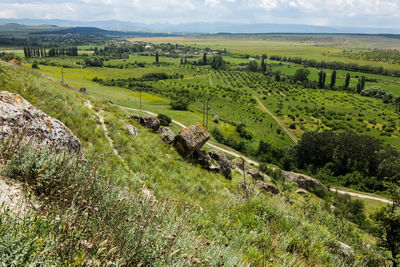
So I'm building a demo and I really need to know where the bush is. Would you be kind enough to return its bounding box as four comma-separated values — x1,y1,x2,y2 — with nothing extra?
158,113,171,126
31,61,39,69
170,100,188,110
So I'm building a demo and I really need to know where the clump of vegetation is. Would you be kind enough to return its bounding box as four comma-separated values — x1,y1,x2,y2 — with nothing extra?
157,113,171,126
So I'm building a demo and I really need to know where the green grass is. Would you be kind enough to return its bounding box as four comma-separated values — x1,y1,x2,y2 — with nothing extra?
0,60,388,266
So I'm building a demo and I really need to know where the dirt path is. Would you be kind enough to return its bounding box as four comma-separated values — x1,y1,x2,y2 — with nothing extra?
254,96,298,144
114,104,395,204
116,104,259,165
330,188,391,204
86,101,153,199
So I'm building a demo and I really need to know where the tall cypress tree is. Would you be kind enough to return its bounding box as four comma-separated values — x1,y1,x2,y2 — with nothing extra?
361,76,366,90
155,52,159,64
344,73,351,90
203,53,207,65
330,70,337,89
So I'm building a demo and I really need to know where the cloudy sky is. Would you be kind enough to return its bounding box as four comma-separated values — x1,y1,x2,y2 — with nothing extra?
0,0,399,28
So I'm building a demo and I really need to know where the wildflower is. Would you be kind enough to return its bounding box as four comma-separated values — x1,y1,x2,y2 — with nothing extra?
94,207,99,212
182,253,188,259
192,258,199,264
54,217,60,222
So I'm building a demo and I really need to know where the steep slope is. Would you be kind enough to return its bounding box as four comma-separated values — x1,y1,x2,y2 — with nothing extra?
0,61,384,266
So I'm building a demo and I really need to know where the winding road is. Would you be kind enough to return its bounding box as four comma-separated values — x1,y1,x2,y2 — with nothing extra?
115,104,392,205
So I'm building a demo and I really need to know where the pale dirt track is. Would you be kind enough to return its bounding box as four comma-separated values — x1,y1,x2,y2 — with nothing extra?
116,104,392,205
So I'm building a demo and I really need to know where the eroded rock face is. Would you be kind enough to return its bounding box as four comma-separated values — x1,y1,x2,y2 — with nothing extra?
174,123,210,157
123,124,138,136
140,116,161,132
247,168,264,180
283,171,328,192
192,149,212,168
0,91,82,154
256,181,280,195
208,150,231,179
160,127,175,144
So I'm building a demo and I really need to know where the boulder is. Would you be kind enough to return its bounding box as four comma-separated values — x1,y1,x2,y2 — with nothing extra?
230,158,244,170
8,59,21,66
296,189,308,195
129,114,141,122
192,149,212,168
247,168,264,180
123,124,138,136
0,91,82,155
283,171,328,192
174,123,210,157
339,242,354,256
208,150,231,179
79,87,87,94
256,181,280,195
160,127,175,144
139,116,161,132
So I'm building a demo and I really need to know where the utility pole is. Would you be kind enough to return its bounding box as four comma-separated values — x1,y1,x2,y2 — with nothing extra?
202,98,205,127
206,98,209,129
139,89,142,109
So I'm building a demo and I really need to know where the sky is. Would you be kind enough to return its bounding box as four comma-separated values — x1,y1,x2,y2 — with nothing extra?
0,0,399,28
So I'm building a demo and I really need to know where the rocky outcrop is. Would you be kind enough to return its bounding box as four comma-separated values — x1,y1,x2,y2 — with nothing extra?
192,149,212,168
208,150,231,179
160,127,175,144
247,168,265,180
0,91,82,154
174,123,210,158
256,181,280,195
296,189,308,195
139,116,161,132
123,124,138,136
283,171,328,192
230,158,244,170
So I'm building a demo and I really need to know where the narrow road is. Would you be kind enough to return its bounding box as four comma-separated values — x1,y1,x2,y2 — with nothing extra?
116,105,259,166
330,188,391,204
254,96,298,144
116,104,394,205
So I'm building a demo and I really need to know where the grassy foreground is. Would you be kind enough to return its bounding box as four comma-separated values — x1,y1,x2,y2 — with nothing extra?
0,62,388,265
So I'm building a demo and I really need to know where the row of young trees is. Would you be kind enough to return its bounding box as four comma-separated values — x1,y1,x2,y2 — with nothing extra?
23,47,78,58
270,55,400,77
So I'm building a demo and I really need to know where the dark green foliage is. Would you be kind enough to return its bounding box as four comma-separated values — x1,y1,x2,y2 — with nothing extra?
373,183,400,267
210,55,225,70
84,57,104,67
31,60,39,69
270,55,400,77
236,123,253,140
203,53,207,65
361,86,393,102
158,113,171,126
330,70,336,89
344,73,351,90
293,68,310,83
170,99,189,110
248,60,258,72
296,131,400,191
155,52,159,64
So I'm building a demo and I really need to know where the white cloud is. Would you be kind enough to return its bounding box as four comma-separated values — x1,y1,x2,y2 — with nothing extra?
0,0,399,28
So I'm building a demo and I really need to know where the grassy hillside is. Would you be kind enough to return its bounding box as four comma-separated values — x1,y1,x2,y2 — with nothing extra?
0,61,389,265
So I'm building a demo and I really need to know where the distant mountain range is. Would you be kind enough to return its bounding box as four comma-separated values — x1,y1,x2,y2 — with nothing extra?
0,18,399,34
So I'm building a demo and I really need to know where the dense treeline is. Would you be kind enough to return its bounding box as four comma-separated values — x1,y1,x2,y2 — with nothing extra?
295,131,400,191
332,49,400,65
270,55,400,77
23,47,78,58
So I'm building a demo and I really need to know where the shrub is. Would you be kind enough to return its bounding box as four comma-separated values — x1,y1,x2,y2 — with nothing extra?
170,100,188,110
158,113,172,126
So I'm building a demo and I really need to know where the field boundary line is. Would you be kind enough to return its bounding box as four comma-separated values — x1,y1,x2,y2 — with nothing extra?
254,96,298,144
